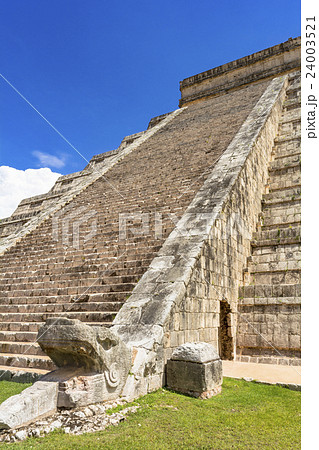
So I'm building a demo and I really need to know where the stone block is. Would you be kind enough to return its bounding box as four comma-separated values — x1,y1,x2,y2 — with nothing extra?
289,334,300,349
166,342,222,398
0,381,58,430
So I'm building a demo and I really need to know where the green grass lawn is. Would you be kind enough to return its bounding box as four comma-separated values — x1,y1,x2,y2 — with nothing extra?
0,378,300,449
0,381,31,404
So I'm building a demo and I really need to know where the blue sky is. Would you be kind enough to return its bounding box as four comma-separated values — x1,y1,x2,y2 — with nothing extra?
0,0,300,217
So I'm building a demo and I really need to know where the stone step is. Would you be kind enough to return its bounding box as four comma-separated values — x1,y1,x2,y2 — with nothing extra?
0,301,124,314
252,241,300,257
0,283,136,299
247,249,300,265
0,320,112,332
280,111,300,125
272,139,301,159
278,121,300,137
262,201,301,215
238,296,301,306
0,322,41,332
261,203,300,224
247,259,300,273
236,319,301,353
4,204,182,237
268,154,301,172
1,209,179,244
282,98,301,112
239,283,301,300
286,85,301,98
0,330,38,342
280,106,300,122
0,365,49,382
267,169,300,185
3,239,163,256
0,238,163,258
0,273,139,288
0,311,116,323
0,245,161,268
0,353,55,371
0,260,153,281
267,183,301,194
273,145,300,160
10,231,172,251
274,133,300,145
0,258,153,278
0,341,45,357
236,322,301,352
268,176,301,192
261,218,301,230
262,187,300,205
267,162,300,180
267,167,300,191
262,196,300,210
3,226,168,246
262,199,301,214
251,233,300,248
251,243,301,261
279,107,300,124
245,269,300,285
0,273,141,292
0,291,131,306
235,354,301,366
251,216,299,250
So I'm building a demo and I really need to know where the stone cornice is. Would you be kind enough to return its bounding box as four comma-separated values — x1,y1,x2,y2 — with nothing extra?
179,37,300,106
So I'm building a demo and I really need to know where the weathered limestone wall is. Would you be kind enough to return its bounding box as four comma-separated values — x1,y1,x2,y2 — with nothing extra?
112,75,288,399
180,37,300,106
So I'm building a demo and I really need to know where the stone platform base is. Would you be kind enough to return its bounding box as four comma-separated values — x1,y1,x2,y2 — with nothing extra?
222,360,301,388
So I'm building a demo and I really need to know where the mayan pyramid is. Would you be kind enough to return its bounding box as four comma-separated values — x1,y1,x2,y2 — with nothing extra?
0,37,301,385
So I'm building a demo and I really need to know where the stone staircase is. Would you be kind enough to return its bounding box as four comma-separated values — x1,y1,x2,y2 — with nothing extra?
237,71,301,365
0,133,147,242
0,78,271,373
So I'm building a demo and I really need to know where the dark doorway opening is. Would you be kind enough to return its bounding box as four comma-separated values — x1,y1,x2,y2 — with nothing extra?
218,301,233,359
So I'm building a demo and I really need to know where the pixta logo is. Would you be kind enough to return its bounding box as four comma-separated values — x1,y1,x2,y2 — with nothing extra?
52,206,97,249
118,212,181,241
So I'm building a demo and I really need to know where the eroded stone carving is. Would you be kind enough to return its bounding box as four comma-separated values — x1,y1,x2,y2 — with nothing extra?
0,318,133,429
38,318,132,408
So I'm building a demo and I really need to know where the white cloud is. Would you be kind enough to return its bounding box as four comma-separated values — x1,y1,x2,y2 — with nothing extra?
32,151,66,169
0,166,61,219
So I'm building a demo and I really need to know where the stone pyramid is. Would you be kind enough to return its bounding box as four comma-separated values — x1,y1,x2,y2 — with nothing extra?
0,37,301,390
